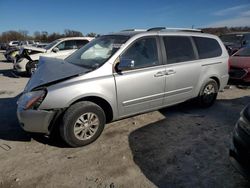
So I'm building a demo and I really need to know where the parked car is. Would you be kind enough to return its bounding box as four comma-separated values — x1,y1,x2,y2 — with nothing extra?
17,27,229,147
4,46,20,62
229,47,250,84
0,43,8,50
4,40,37,62
220,32,250,55
230,103,250,179
14,37,93,76
8,41,19,47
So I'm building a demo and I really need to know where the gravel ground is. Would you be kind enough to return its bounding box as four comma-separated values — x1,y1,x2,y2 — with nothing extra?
0,52,250,188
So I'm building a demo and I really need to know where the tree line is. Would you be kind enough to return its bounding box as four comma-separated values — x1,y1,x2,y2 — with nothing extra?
1,27,250,43
0,29,98,43
201,26,250,36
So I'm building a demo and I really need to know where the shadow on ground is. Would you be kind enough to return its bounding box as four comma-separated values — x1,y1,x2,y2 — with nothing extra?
0,69,27,78
0,94,68,147
129,96,250,187
0,95,30,141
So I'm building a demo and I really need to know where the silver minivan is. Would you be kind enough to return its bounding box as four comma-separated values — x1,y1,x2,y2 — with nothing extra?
17,28,229,147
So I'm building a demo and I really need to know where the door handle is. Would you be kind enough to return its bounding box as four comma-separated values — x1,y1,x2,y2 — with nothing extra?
154,71,165,77
166,69,176,75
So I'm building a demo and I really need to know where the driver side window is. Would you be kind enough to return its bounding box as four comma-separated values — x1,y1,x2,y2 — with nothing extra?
121,37,159,69
56,41,65,50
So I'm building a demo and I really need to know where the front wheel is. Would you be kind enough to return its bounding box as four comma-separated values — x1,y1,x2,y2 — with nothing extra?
60,101,106,147
198,79,218,107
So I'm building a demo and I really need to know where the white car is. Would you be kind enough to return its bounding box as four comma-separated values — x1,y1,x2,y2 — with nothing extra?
8,41,19,47
14,37,94,76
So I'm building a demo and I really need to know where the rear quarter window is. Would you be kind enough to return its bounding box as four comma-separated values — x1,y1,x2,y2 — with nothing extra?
193,37,222,59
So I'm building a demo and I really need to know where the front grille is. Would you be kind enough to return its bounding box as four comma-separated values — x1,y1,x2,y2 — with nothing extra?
229,67,247,79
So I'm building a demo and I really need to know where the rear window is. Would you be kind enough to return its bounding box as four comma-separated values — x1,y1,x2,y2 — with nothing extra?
163,36,196,64
193,37,222,59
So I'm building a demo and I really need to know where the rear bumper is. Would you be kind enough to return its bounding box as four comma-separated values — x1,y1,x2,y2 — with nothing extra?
229,117,250,179
17,108,56,134
220,74,229,90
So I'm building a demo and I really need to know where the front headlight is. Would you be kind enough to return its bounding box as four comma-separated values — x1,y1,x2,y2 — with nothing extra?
17,90,46,110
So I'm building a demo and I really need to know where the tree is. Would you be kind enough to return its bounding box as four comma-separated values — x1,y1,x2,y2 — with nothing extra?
86,32,98,37
40,31,48,42
34,31,41,41
64,29,83,37
47,32,62,42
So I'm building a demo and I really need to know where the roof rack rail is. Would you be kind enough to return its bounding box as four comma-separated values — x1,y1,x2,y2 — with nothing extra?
120,29,147,32
147,27,203,33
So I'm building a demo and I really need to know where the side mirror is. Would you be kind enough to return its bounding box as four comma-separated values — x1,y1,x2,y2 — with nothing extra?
52,47,59,53
115,58,135,72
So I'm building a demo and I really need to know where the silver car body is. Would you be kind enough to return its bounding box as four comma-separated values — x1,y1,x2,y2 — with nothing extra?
17,30,229,134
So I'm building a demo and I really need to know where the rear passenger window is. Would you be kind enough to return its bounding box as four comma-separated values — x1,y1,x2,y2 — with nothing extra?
76,40,89,48
163,36,196,64
193,37,222,59
65,40,77,49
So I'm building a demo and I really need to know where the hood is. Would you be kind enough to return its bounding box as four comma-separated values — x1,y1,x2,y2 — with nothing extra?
22,45,46,53
229,56,250,68
24,57,90,92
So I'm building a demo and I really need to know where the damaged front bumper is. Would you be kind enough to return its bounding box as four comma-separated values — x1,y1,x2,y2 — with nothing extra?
17,108,56,134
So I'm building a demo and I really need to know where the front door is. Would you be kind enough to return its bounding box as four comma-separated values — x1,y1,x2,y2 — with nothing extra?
114,37,166,118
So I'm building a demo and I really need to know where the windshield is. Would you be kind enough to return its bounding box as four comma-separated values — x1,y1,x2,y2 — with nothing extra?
234,47,250,57
220,34,243,44
44,40,60,50
65,35,129,69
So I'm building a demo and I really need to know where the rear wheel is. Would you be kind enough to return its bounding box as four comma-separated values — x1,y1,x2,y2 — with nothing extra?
60,101,106,147
198,79,218,107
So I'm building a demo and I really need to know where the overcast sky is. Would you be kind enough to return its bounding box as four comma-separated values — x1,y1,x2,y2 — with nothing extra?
0,0,250,35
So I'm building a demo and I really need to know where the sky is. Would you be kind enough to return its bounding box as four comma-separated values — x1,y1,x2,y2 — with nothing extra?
0,0,250,35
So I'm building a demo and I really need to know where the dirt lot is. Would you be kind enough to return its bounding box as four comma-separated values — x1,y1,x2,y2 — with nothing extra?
0,52,250,188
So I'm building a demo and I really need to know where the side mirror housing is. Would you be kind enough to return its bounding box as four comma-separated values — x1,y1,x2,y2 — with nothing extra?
52,47,59,53
115,58,135,72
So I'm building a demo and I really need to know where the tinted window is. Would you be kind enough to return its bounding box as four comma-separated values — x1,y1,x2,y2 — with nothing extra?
163,36,196,64
193,37,222,59
76,40,89,48
65,40,77,49
57,40,76,50
56,41,65,50
121,37,159,69
234,47,250,57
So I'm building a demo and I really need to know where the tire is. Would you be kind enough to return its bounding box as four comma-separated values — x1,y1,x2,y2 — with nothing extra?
198,79,218,108
60,101,106,147
26,61,38,76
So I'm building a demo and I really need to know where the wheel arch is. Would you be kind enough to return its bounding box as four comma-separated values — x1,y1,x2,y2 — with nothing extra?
210,76,220,90
71,96,114,123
